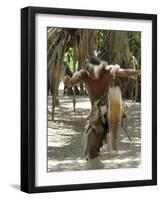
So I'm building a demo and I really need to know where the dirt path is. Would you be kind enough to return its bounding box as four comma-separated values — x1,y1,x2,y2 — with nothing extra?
48,84,141,172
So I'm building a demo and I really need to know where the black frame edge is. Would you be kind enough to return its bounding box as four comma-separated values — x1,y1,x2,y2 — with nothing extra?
21,7,36,193
32,180,155,194
152,14,157,185
21,7,30,192
23,6,157,20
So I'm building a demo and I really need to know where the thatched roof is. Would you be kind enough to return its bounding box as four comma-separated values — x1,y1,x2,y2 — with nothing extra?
47,28,97,70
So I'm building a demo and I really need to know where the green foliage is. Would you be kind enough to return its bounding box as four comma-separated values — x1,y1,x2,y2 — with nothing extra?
47,27,141,106
96,30,141,68
48,27,141,71
64,48,75,72
128,32,141,65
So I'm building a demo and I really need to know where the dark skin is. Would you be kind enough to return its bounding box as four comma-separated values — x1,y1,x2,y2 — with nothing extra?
64,66,141,103
64,65,141,159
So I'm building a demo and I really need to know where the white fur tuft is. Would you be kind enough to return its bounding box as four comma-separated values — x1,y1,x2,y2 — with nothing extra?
108,86,122,123
108,64,120,76
93,64,101,79
108,87,122,151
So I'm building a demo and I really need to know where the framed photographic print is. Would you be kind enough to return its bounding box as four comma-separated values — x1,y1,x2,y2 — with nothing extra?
21,6,157,193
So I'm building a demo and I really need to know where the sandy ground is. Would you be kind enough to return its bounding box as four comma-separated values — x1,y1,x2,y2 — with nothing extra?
48,83,141,172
